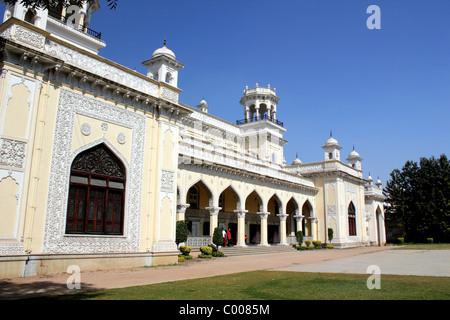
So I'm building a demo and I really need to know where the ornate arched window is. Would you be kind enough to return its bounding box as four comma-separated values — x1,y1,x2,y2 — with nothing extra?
66,144,126,235
187,185,199,210
348,202,357,236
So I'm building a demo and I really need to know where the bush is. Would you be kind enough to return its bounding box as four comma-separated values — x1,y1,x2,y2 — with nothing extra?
213,227,224,247
313,240,322,248
296,231,303,245
305,240,311,247
397,237,405,244
178,256,185,263
427,238,434,244
328,228,334,243
200,246,213,255
179,246,192,255
296,246,307,251
326,245,334,249
176,221,189,245
212,251,225,257
198,254,212,259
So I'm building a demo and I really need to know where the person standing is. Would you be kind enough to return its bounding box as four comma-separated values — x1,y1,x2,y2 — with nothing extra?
227,228,232,247
222,228,227,247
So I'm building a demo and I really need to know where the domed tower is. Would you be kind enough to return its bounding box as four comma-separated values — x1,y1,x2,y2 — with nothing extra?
322,132,342,161
142,38,184,88
238,84,280,124
347,146,363,170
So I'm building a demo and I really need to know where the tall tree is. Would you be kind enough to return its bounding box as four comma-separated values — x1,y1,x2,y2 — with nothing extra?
384,154,450,242
2,0,119,10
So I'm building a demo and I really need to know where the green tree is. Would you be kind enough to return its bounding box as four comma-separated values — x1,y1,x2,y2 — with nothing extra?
2,0,119,10
212,227,224,247
384,154,450,242
175,220,189,245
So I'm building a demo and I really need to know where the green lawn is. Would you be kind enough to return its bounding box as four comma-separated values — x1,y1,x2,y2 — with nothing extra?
50,270,450,300
391,243,450,250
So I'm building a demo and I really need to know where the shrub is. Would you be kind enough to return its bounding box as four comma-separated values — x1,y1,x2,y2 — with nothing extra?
178,256,185,263
179,246,192,255
200,246,213,255
427,238,434,244
305,240,311,247
212,251,225,257
397,237,405,244
198,254,212,259
296,246,307,251
176,221,189,245
296,231,303,245
213,227,224,247
328,228,334,243
326,245,334,249
313,240,322,248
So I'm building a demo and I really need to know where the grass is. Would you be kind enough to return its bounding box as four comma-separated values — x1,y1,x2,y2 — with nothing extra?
391,243,450,250
48,270,450,300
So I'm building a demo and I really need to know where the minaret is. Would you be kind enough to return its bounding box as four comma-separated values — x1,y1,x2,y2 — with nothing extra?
322,131,342,161
142,38,184,88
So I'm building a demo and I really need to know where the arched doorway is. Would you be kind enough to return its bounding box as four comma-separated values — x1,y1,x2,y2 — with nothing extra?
302,201,313,237
267,194,282,244
219,185,240,245
286,198,299,243
185,180,212,236
246,190,263,244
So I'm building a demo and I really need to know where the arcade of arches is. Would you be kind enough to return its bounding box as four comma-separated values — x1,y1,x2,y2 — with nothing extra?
177,179,317,246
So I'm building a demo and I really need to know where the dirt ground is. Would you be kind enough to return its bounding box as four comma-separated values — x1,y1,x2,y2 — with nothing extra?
0,246,393,300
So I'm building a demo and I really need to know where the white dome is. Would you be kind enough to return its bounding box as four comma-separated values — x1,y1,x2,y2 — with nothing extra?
292,158,302,165
325,136,339,146
348,149,360,159
152,45,176,60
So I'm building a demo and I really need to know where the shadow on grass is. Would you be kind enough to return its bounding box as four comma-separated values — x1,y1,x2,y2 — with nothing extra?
0,280,105,300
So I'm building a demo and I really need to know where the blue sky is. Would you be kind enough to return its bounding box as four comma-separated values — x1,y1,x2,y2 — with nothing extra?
3,0,450,186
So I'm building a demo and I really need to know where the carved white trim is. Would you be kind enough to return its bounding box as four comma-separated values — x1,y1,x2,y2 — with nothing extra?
80,123,91,136
117,132,126,145
0,138,27,169
161,170,174,191
43,89,146,254
0,242,26,255
43,39,159,97
14,25,45,49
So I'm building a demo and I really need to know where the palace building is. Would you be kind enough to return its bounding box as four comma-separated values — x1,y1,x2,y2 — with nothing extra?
0,2,386,278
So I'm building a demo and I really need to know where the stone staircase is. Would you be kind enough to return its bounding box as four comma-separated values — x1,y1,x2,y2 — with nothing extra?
219,244,297,257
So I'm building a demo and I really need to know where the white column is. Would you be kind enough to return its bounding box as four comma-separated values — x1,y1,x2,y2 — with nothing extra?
234,210,248,247
277,214,289,245
257,212,270,246
176,204,190,221
309,217,318,240
294,214,305,237
206,207,221,241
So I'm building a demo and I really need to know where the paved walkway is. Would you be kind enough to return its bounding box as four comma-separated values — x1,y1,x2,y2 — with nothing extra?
0,246,447,300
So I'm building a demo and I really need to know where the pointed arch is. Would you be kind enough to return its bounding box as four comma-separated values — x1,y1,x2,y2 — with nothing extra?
302,200,313,237
245,190,263,214
66,143,126,235
268,193,283,215
348,201,357,236
186,179,213,209
218,184,242,212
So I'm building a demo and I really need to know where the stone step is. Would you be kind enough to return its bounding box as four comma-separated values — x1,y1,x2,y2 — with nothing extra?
219,244,297,257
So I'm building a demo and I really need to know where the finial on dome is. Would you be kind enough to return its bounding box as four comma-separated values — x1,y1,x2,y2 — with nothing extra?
164,35,167,46
330,130,333,137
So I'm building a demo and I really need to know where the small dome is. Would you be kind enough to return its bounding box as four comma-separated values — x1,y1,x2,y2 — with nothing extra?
292,158,302,165
152,45,176,60
325,136,339,146
348,149,360,159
